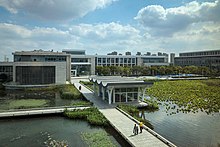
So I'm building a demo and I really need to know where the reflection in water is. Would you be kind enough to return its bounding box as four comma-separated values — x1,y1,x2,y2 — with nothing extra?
143,105,220,147
0,116,103,147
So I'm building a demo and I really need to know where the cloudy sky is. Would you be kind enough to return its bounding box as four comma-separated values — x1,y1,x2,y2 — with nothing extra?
0,0,220,61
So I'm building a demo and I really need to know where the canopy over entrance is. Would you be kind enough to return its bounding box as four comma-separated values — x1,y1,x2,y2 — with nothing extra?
89,76,153,104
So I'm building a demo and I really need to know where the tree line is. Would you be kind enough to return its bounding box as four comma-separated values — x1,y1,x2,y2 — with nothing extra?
95,65,220,77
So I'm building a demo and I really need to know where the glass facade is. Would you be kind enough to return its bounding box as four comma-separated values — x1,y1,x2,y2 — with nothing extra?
142,58,164,63
0,66,13,81
72,65,91,76
115,88,138,102
16,66,55,85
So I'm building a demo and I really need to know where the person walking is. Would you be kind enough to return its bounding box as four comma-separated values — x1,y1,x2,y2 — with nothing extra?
139,121,143,133
133,124,139,135
79,85,81,90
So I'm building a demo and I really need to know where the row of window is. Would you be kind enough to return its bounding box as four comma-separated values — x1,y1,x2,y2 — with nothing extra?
14,55,67,62
180,51,220,57
0,66,13,72
142,58,165,63
96,58,136,64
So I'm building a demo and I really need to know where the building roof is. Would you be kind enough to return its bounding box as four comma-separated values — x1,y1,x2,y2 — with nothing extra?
89,76,153,88
13,49,69,56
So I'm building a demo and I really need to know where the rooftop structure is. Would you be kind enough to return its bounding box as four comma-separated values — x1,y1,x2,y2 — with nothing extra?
89,76,153,104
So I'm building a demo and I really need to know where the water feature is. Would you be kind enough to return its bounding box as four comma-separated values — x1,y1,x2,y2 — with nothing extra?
0,90,77,111
0,115,128,147
141,104,220,147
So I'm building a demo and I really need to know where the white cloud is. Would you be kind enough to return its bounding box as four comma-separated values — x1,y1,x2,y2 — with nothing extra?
69,22,140,40
135,0,220,36
0,20,220,61
0,0,116,21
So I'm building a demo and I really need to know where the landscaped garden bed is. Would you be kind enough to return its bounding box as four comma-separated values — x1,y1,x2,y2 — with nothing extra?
64,107,109,126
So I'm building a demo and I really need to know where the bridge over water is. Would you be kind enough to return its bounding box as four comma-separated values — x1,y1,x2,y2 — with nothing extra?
74,79,176,147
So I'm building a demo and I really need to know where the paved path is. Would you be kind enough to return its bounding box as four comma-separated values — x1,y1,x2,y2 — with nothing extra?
0,107,89,118
74,81,176,147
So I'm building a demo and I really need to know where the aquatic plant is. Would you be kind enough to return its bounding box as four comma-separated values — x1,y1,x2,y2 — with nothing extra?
147,79,220,115
60,84,84,99
81,130,115,147
9,99,49,109
64,107,109,126
71,101,93,107
144,99,159,110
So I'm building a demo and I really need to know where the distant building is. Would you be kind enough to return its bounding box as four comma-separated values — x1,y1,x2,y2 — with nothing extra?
170,53,175,65
136,52,141,56
174,50,220,70
63,49,169,76
125,52,131,55
0,50,71,85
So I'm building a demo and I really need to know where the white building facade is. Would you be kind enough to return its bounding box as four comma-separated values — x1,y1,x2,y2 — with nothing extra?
62,50,169,76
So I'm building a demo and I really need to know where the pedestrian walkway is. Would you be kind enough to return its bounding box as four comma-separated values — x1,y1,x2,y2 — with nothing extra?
74,81,176,147
0,107,89,118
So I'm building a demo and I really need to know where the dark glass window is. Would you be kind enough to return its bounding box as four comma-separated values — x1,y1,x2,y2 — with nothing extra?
16,66,55,85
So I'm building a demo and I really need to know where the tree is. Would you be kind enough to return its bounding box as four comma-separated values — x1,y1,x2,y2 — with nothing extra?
123,67,131,76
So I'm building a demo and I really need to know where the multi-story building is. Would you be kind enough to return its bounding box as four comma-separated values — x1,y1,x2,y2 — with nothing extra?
0,50,71,85
170,53,175,65
62,50,169,76
174,50,220,70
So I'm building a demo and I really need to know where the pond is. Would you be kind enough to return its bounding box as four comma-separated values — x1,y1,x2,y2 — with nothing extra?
0,90,77,111
141,104,220,147
0,115,128,147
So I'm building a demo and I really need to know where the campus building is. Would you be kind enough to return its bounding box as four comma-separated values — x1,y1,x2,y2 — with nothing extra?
62,50,169,76
174,50,220,70
89,76,153,104
0,50,71,85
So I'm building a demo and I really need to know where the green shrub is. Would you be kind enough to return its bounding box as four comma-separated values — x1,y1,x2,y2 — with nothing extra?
64,107,109,126
117,104,154,129
60,84,84,99
80,81,93,90
71,101,93,107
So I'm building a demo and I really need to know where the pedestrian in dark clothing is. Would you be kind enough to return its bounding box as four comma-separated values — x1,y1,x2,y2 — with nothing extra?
133,124,139,135
79,86,81,90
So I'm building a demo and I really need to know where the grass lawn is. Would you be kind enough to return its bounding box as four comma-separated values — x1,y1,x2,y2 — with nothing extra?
9,99,49,109
147,79,220,114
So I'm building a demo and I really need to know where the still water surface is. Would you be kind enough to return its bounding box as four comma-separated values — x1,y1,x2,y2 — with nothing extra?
143,105,220,147
0,116,121,147
0,90,76,110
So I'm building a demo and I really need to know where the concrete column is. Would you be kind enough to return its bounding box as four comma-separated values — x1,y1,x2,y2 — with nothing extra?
98,85,101,97
113,89,115,103
13,65,16,82
107,87,113,104
93,83,96,95
138,87,141,101
126,92,128,102
142,87,147,102
102,87,105,100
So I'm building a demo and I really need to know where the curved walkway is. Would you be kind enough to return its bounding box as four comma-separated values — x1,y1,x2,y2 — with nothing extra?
74,81,176,147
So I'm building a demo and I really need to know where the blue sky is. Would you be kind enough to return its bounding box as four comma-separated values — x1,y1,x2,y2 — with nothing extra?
0,0,219,61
